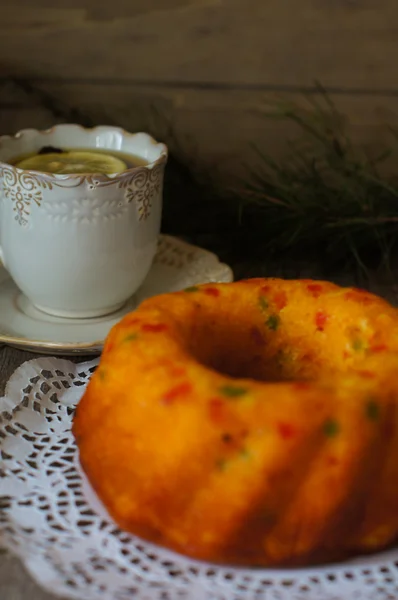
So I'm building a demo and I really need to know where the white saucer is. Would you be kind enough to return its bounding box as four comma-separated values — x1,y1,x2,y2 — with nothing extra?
0,235,233,355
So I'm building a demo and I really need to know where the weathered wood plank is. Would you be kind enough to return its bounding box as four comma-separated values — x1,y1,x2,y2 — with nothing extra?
0,107,60,135
1,81,397,183
0,0,397,90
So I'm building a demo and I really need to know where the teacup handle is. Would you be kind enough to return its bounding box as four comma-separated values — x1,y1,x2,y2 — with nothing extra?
0,183,8,269
0,202,3,267
0,202,4,268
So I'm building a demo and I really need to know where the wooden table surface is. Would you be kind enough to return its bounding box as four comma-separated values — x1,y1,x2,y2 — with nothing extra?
1,259,398,599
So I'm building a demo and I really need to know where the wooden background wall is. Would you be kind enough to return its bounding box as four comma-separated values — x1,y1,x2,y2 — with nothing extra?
0,0,398,183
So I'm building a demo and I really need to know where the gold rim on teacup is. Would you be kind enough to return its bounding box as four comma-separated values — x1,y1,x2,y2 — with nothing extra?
0,124,168,179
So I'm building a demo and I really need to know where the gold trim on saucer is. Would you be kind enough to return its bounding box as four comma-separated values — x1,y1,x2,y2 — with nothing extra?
1,334,103,355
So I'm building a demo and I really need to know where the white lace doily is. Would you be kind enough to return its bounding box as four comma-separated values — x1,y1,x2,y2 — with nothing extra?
2,357,398,600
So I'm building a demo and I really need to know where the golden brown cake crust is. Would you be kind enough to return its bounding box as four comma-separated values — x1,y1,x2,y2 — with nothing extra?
73,278,398,567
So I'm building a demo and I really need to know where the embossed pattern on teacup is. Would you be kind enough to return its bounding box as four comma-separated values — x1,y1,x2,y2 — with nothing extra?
0,161,165,226
42,196,129,224
0,166,47,226
120,163,164,221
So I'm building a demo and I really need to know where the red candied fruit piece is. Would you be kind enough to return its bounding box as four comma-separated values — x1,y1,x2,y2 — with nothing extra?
273,290,287,310
315,310,329,331
370,344,388,353
344,291,356,301
277,422,297,440
103,341,114,354
260,284,271,294
204,287,220,297
162,382,192,405
327,456,339,467
156,359,186,378
307,283,323,298
301,352,314,363
170,366,186,377
124,315,141,325
141,323,168,333
250,326,265,346
344,289,373,305
293,382,312,391
358,370,376,379
209,398,225,423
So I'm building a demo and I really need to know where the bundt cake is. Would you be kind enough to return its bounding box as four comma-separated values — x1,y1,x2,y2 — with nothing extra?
73,278,398,567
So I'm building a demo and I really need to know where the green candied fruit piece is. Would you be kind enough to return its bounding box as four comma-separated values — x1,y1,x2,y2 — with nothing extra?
352,338,364,352
97,368,107,381
266,314,280,331
259,296,269,311
366,399,380,422
239,447,251,460
184,286,200,293
219,385,248,398
323,418,340,438
123,333,139,342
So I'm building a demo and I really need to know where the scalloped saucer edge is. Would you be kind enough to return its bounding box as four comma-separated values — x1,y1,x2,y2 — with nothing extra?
0,235,233,355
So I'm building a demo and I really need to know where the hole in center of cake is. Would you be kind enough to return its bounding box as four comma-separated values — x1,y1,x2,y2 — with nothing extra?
188,325,316,383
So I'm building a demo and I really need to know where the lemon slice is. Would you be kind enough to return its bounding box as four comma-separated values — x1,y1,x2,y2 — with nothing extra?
16,151,127,174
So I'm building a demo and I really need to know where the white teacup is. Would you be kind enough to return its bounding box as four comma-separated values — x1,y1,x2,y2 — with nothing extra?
0,124,168,318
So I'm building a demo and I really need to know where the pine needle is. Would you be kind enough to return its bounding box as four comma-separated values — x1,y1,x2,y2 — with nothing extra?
233,89,398,272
